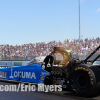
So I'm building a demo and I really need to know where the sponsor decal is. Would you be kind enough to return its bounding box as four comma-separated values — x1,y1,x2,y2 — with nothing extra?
40,80,44,83
40,78,44,80
41,74,45,77
10,69,36,79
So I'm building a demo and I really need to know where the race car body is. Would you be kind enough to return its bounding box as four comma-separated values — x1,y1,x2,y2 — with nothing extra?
0,63,50,83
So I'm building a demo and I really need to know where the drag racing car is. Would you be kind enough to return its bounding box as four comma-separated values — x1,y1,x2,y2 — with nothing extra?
0,46,100,97
40,46,100,97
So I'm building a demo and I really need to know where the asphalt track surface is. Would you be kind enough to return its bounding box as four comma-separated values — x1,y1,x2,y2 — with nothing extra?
0,82,100,100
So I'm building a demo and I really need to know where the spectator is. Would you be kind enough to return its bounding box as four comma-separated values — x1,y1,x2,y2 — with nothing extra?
0,37,100,60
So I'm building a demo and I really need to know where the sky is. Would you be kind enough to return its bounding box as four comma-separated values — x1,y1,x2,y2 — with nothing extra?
0,0,100,45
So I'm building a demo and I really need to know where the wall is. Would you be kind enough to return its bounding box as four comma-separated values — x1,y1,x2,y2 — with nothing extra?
0,61,29,67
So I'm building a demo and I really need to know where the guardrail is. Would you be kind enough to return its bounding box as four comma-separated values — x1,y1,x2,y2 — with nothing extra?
0,53,100,61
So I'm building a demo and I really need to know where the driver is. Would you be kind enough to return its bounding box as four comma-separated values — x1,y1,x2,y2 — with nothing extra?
43,52,54,71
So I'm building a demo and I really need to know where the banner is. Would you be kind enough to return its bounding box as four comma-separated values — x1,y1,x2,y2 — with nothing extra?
0,61,29,66
13,61,22,66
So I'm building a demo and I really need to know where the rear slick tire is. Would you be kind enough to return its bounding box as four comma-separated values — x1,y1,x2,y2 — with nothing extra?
69,64,100,97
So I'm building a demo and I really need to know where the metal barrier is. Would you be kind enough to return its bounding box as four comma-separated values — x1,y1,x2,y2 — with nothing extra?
0,53,100,61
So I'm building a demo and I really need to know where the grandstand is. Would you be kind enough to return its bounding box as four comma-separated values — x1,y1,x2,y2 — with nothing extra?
0,37,100,60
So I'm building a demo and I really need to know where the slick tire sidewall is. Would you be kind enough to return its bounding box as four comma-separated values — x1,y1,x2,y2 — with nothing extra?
69,64,96,97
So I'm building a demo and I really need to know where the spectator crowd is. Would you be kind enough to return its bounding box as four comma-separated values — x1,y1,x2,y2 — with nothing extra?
0,37,100,60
